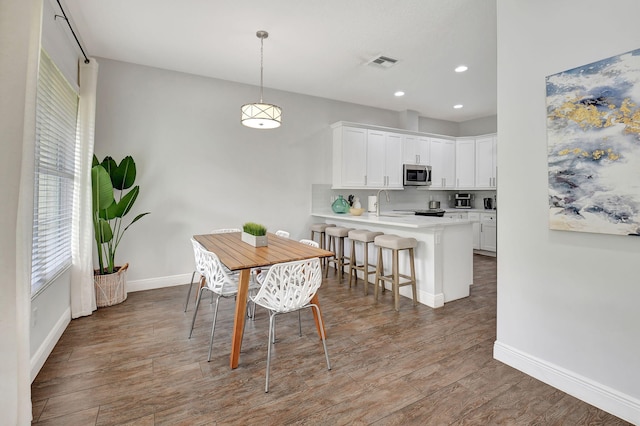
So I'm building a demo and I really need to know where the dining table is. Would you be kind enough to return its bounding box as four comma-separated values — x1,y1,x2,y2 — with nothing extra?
193,232,334,369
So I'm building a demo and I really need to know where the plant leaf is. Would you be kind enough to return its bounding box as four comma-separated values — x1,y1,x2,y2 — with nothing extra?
123,212,150,232
111,156,136,190
94,217,113,243
101,186,139,220
100,156,118,176
91,165,114,213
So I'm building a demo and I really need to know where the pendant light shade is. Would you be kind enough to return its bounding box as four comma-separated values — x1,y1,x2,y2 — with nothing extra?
241,31,282,129
241,102,282,129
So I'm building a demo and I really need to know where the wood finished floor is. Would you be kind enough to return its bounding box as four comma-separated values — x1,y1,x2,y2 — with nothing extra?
31,255,630,425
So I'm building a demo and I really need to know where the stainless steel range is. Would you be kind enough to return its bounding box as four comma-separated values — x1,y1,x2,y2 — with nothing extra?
414,209,445,217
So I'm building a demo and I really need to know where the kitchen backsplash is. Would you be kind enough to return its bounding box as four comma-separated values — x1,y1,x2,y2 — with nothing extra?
311,184,496,212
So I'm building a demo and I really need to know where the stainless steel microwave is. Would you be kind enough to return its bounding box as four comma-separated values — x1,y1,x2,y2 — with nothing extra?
403,164,432,186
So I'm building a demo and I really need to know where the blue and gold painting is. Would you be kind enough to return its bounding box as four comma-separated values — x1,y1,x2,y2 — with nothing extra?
546,48,640,236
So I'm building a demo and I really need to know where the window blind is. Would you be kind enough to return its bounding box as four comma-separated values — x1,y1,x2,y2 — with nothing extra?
32,49,78,296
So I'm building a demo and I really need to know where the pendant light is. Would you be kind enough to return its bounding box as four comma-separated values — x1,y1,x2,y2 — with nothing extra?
241,30,282,129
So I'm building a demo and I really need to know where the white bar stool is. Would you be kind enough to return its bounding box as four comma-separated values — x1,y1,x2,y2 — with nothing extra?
325,226,354,282
374,234,418,311
347,229,383,295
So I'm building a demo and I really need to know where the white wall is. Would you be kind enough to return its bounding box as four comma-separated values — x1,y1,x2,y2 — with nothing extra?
495,0,640,423
459,115,497,136
93,58,401,283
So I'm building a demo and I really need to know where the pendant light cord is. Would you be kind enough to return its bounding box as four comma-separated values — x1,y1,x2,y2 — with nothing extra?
259,35,264,103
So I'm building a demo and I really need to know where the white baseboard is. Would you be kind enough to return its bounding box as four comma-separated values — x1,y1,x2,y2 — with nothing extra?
31,307,70,382
494,341,640,424
128,273,192,293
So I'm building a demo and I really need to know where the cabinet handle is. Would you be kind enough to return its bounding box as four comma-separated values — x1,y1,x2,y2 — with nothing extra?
457,178,459,187
364,175,367,185
417,154,420,164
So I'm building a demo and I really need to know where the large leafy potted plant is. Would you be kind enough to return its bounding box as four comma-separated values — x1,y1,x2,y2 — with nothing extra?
92,155,149,307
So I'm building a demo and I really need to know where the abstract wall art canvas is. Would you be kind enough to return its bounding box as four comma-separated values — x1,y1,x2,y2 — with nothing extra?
546,48,640,236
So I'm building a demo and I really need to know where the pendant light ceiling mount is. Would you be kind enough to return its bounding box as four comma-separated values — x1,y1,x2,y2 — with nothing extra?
241,30,282,129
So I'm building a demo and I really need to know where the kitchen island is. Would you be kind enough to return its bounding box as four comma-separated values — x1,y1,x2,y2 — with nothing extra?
312,211,473,308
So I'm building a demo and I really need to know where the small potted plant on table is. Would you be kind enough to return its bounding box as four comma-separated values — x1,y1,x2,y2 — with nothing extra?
241,222,268,247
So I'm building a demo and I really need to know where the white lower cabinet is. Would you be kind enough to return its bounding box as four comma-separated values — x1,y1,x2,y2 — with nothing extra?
468,213,481,250
479,212,497,252
444,211,468,220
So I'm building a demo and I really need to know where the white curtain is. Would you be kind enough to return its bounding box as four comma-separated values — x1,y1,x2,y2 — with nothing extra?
70,58,99,318
5,1,41,423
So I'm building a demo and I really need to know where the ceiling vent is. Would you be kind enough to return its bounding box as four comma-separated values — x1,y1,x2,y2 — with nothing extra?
366,55,399,69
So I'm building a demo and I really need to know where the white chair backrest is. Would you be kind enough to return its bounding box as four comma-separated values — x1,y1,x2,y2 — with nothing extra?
275,230,290,238
299,239,319,248
252,258,322,313
194,241,236,294
191,238,208,275
211,228,241,233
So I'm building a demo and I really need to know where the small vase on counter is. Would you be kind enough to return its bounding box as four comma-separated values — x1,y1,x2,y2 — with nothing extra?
331,195,350,214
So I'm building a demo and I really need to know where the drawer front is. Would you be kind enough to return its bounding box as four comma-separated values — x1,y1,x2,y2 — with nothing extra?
480,213,496,223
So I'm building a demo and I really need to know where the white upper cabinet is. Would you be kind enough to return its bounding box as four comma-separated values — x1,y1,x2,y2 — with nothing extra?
475,134,497,189
455,138,475,188
332,122,496,190
429,137,456,188
332,125,367,188
367,130,403,188
331,123,403,189
403,135,430,165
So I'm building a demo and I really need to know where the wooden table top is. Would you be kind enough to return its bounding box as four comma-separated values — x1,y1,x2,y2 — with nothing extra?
193,232,333,271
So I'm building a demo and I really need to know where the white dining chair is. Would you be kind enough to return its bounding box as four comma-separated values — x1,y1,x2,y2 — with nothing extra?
275,230,290,238
299,239,319,248
184,228,241,312
252,229,290,285
188,238,260,361
251,257,331,392
255,238,321,333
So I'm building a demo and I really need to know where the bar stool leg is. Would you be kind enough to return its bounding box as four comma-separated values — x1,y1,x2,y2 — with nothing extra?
374,247,383,301
362,241,370,295
409,248,417,306
348,239,356,288
393,249,400,311
337,237,345,281
325,235,334,279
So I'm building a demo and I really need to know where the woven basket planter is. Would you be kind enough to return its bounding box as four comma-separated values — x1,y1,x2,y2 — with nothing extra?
94,263,129,307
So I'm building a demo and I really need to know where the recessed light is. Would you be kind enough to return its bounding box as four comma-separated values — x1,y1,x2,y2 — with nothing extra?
394,91,405,97
455,65,468,73
454,104,463,109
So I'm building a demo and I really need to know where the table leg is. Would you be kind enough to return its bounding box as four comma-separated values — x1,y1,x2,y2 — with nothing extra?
230,268,251,369
310,294,327,340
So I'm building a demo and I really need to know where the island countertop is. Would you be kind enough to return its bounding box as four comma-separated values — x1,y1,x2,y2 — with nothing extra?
312,210,473,308
311,211,470,229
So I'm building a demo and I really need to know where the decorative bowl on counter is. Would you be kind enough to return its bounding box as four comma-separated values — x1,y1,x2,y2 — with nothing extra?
349,207,365,216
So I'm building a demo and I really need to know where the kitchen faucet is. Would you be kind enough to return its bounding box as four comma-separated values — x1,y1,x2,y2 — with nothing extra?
376,188,390,217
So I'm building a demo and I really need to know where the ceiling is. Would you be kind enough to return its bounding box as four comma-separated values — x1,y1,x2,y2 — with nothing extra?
62,0,497,123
